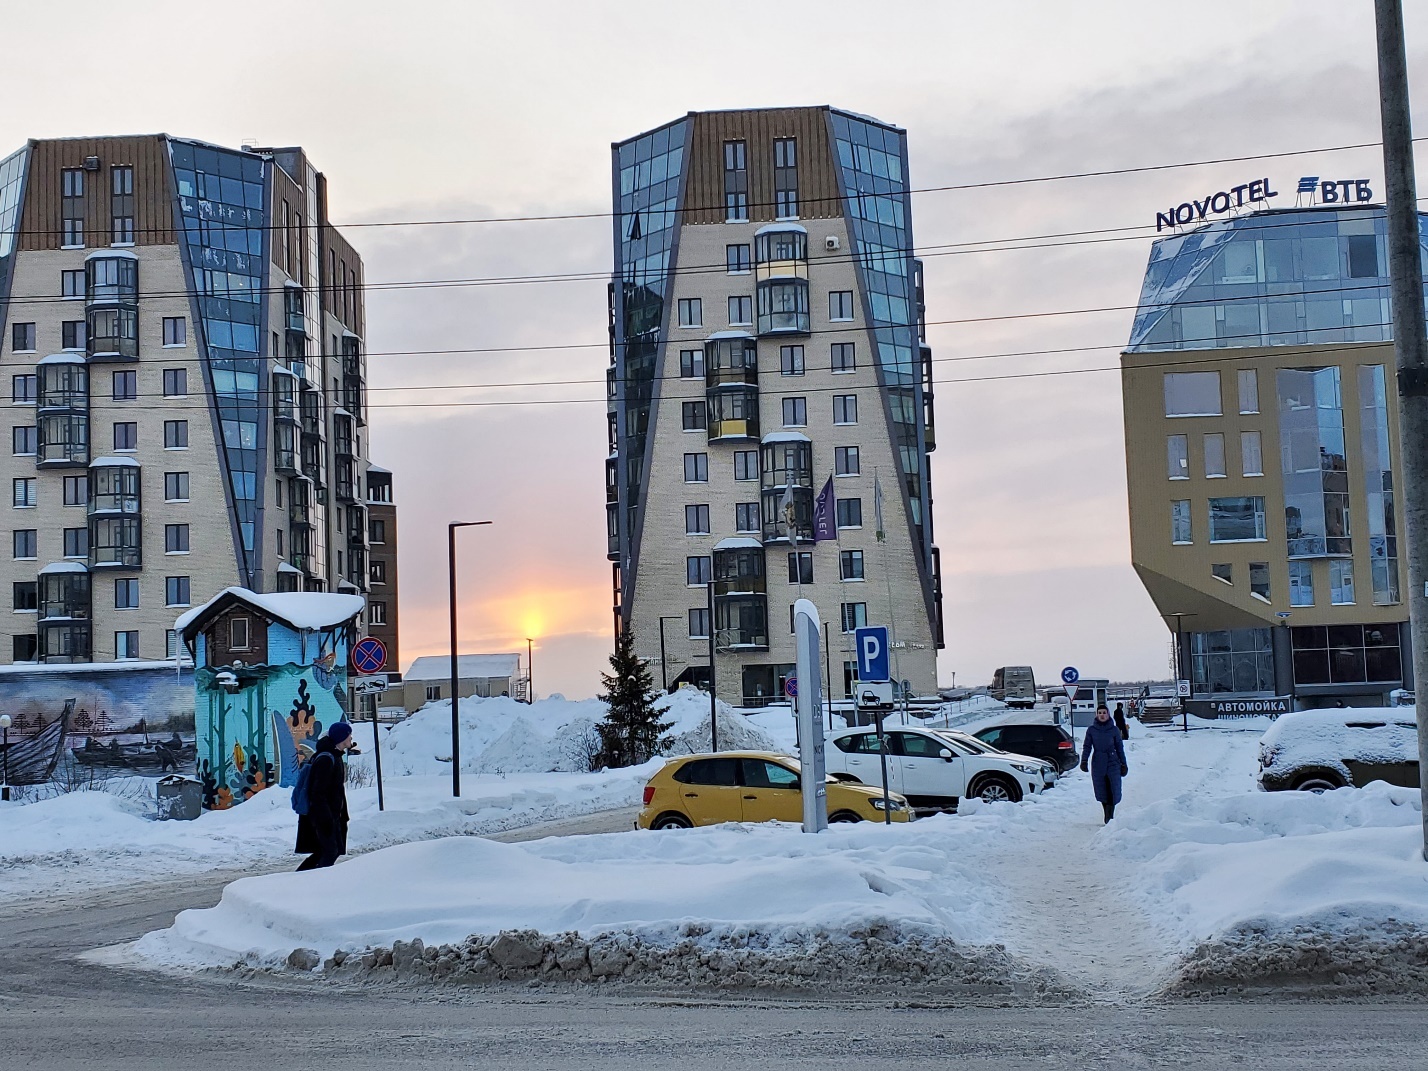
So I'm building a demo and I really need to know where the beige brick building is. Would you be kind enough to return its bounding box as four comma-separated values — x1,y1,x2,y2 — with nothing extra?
0,135,398,667
607,108,943,706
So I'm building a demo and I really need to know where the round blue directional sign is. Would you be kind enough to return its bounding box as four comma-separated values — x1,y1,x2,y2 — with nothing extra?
784,676,798,699
351,637,387,675
1060,666,1080,686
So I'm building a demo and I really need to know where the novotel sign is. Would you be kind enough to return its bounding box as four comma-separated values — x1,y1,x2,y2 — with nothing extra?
1155,177,1375,232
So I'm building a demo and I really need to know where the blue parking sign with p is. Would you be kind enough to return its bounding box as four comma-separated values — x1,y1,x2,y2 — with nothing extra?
855,626,890,683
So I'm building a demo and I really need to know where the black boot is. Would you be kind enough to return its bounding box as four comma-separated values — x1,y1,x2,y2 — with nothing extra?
1102,801,1114,824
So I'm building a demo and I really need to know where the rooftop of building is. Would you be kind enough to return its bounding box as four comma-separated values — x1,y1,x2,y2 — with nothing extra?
405,654,521,682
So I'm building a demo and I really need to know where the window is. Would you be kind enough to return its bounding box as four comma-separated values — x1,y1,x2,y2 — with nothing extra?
1289,561,1315,606
681,401,707,431
829,291,855,321
1347,234,1379,279
63,476,87,506
11,375,35,404
61,270,83,298
835,446,861,476
425,684,441,702
11,427,35,456
229,617,250,651
371,560,387,584
683,453,708,483
728,295,752,326
113,422,137,451
1208,497,1266,542
13,581,36,612
63,527,87,557
735,502,760,532
1291,623,1401,686
164,420,188,448
780,345,805,376
13,634,37,661
689,606,711,640
115,631,140,660
276,528,284,557
165,523,190,553
1167,434,1189,479
1203,433,1226,478
166,629,179,659
1330,560,1355,605
110,166,134,243
11,323,35,352
723,140,748,221
163,317,187,346
1238,369,1259,414
677,298,702,327
833,395,858,425
685,504,710,535
679,349,705,379
1163,371,1222,416
726,244,751,274
831,342,856,373
733,450,758,481
788,552,813,585
1241,431,1263,476
370,518,386,544
112,371,136,401
1171,500,1192,544
62,321,86,349
163,472,189,502
61,167,84,247
840,602,868,633
1212,563,1233,585
163,368,188,397
13,479,35,508
165,576,191,607
840,550,865,580
836,498,863,528
369,601,387,627
113,578,139,610
13,530,36,559
773,138,798,218
781,397,807,426
1249,562,1270,603
686,556,711,586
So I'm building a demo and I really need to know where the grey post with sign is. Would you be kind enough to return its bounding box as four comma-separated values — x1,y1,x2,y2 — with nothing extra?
793,598,827,833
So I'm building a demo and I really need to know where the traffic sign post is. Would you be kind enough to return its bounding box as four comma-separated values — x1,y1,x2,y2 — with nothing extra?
785,676,798,700
1061,668,1080,749
855,626,891,683
351,637,387,676
350,637,389,811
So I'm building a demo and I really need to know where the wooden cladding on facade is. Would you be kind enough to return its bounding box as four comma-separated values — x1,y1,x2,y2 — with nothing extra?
684,108,841,225
203,604,271,668
18,136,175,250
320,223,364,336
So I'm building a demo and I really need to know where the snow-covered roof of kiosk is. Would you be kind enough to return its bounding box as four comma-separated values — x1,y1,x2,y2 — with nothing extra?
176,587,364,638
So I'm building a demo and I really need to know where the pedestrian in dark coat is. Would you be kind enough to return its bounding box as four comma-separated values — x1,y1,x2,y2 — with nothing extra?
1113,702,1130,741
1080,705,1128,824
295,722,353,871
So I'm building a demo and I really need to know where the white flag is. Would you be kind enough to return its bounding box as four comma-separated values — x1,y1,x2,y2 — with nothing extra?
874,470,886,543
781,481,797,547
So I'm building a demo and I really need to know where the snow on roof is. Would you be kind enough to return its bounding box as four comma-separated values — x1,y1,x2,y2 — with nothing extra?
272,365,298,377
366,464,391,474
761,430,811,443
405,654,521,682
38,561,88,574
276,562,302,574
705,330,756,342
85,248,138,260
754,222,808,237
176,587,364,635
713,536,763,550
37,352,85,365
90,455,141,467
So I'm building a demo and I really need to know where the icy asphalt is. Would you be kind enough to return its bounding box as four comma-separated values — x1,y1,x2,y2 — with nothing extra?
2,803,1428,1068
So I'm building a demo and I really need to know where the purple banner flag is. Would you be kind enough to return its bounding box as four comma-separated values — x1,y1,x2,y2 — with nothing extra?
813,476,837,542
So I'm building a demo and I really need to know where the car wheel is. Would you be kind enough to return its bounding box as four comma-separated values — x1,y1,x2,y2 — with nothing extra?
972,775,1022,804
651,812,693,829
829,810,863,823
1294,774,1345,793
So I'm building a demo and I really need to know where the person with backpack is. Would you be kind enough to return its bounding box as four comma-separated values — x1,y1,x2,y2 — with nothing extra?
294,722,353,871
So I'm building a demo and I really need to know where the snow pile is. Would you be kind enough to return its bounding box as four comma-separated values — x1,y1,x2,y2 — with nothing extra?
655,689,779,756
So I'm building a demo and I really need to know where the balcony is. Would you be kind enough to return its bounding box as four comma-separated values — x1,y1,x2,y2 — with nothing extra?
713,540,769,651
921,344,936,453
334,415,355,458
40,620,92,664
87,458,141,515
88,515,141,568
755,224,810,337
335,458,356,503
85,251,139,361
38,563,91,623
284,282,306,335
759,433,814,544
273,368,299,424
37,353,90,468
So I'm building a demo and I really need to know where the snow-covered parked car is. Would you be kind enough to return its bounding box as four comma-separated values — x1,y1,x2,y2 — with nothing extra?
1256,708,1420,792
825,725,1051,811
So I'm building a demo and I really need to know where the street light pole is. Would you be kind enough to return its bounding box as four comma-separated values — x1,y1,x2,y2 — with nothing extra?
1276,611,1294,713
448,520,493,798
1167,612,1196,733
526,637,534,704
0,713,10,802
707,574,718,752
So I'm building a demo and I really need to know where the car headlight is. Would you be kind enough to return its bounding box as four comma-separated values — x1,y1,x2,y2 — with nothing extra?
870,797,906,811
1012,762,1040,774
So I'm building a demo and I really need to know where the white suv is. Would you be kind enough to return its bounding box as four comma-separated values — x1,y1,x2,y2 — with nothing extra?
826,726,1050,811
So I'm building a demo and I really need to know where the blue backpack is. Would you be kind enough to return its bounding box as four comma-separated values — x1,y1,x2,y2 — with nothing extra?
290,753,330,815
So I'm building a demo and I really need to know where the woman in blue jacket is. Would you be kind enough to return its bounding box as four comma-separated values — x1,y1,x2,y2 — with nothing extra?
1080,704,1128,823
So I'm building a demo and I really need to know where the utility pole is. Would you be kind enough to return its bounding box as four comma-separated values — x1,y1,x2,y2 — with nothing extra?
1375,0,1428,861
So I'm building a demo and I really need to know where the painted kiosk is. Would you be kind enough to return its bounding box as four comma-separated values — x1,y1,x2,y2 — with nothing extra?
176,588,364,810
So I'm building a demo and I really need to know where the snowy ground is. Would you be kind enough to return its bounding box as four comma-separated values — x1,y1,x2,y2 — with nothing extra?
132,714,1428,998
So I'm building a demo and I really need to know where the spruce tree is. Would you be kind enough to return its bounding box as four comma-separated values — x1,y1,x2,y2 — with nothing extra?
596,628,671,768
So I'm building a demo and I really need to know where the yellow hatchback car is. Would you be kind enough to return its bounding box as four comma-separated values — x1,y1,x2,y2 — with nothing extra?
638,751,912,829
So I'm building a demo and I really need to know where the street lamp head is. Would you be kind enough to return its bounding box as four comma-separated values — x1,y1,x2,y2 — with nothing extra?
0,714,9,729
450,520,494,529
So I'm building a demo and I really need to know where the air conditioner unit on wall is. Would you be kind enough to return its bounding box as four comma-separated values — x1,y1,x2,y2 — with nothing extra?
82,156,101,171
825,236,841,252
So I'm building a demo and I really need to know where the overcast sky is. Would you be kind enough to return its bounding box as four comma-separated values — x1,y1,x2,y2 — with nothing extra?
4,1,1426,696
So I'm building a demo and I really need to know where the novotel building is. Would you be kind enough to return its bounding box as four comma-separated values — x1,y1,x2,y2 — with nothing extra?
1121,186,1428,708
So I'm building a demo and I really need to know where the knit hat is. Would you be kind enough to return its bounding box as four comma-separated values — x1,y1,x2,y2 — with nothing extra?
326,721,353,745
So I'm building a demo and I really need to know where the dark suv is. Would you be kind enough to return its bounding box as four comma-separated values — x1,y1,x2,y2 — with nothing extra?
973,723,1079,774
